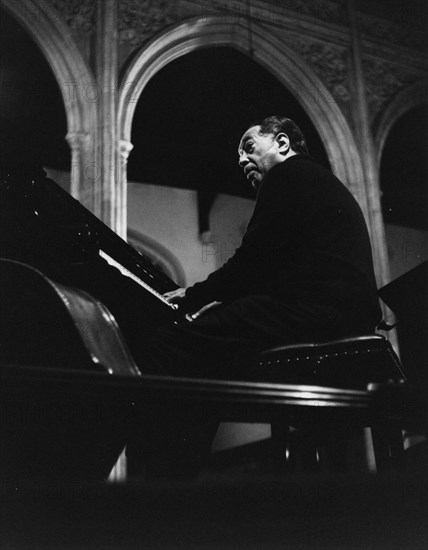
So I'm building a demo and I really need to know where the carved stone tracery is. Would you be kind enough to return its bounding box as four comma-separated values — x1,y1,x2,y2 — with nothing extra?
275,0,348,26
47,0,95,35
206,0,349,28
118,0,183,47
362,59,420,122
357,12,426,52
294,38,351,105
44,1,427,69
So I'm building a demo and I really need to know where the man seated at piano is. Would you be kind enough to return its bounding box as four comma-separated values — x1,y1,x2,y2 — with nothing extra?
143,116,381,375
121,116,382,476
0,116,382,478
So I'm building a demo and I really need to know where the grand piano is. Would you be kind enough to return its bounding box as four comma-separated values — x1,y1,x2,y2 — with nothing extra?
0,168,411,481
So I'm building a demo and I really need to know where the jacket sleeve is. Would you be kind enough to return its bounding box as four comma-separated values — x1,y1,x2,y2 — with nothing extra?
181,164,309,311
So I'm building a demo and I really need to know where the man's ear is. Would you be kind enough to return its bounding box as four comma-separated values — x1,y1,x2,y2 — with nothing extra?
276,133,290,155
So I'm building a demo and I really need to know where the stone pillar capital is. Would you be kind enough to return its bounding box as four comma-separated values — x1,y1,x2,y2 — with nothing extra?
119,139,134,161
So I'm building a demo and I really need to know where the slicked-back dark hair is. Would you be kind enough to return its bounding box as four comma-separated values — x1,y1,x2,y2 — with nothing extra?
250,115,309,155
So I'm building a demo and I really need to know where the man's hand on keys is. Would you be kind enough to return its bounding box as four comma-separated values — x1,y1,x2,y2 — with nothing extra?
163,287,186,304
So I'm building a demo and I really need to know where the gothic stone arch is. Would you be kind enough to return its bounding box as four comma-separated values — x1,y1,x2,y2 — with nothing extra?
119,17,365,203
0,0,97,209
118,16,388,282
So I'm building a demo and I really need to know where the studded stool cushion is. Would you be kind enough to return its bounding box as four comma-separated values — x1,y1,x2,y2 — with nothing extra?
258,335,406,389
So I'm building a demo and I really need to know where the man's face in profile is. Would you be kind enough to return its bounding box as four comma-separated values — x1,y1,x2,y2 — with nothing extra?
238,125,284,189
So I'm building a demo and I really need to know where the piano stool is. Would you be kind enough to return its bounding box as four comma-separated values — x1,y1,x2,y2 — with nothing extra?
207,334,409,475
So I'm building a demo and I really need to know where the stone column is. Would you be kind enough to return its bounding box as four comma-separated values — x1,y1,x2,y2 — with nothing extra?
118,139,134,239
347,1,394,319
346,7,398,476
95,0,120,232
66,130,95,208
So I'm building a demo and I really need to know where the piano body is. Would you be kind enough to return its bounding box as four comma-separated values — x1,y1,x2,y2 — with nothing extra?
0,170,188,359
0,169,193,480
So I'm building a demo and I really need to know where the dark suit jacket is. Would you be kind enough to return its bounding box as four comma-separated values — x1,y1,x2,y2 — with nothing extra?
184,154,382,330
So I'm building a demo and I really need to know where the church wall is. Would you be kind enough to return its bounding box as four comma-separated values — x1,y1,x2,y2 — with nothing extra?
384,224,428,283
127,181,254,287
43,169,255,288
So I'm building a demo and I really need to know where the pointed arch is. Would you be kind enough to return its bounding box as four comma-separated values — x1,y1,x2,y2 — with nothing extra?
0,0,97,205
116,16,398,289
118,16,366,209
